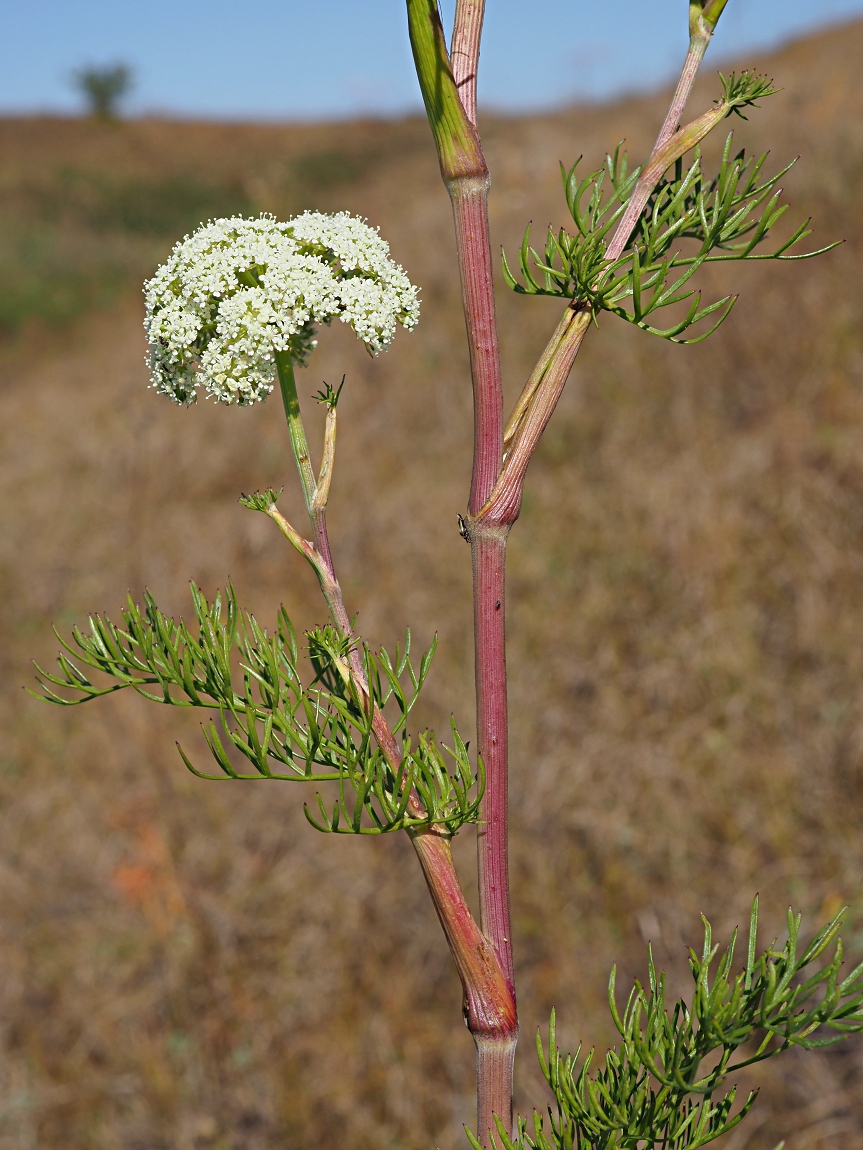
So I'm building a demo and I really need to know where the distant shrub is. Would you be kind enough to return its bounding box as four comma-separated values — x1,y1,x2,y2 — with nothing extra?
73,64,133,121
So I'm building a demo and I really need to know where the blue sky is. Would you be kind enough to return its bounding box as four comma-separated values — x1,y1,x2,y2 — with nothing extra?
2,0,863,120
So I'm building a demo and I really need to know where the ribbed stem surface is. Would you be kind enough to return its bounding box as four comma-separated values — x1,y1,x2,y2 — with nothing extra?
471,527,513,985
451,181,503,516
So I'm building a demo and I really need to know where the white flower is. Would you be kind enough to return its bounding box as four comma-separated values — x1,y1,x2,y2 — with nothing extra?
143,212,420,406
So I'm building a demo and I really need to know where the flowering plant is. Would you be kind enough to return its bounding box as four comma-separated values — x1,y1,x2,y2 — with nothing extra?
144,211,418,405
36,3,863,1148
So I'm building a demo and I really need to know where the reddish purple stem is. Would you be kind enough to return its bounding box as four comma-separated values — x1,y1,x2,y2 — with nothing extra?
453,182,504,516
471,526,513,986
450,170,518,1143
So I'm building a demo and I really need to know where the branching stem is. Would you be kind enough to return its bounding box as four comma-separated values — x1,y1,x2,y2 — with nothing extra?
275,353,412,788
606,25,720,264
273,347,516,1122
480,14,720,528
406,2,723,1142
487,307,591,525
653,26,710,154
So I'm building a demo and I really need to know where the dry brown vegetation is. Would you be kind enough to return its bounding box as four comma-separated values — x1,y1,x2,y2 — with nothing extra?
1,18,863,1150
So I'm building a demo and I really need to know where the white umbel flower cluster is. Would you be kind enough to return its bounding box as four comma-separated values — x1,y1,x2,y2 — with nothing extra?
143,212,420,405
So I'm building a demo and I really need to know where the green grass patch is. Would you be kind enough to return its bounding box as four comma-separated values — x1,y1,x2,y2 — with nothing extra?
0,144,376,333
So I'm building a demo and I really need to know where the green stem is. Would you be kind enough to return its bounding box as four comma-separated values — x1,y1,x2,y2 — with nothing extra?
276,351,317,517
406,0,486,184
276,350,338,575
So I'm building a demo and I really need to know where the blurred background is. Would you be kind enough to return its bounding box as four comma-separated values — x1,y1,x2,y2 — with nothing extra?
4,0,863,117
1,4,863,1149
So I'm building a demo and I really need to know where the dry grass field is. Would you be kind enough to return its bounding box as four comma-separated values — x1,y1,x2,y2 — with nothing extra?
1,18,863,1149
